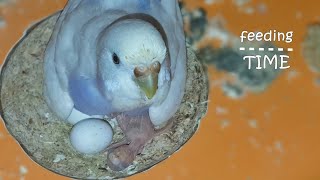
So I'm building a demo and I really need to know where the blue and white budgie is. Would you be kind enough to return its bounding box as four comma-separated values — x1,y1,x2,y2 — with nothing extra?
44,0,186,171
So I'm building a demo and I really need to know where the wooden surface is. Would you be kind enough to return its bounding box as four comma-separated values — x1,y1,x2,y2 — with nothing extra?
0,0,320,180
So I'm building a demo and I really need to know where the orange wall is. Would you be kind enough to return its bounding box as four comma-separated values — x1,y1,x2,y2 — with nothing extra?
1,0,320,180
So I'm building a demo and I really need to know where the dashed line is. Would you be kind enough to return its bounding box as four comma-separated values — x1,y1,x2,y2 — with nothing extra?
239,47,293,52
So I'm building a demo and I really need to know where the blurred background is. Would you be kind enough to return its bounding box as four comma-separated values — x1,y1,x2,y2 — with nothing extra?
0,0,320,179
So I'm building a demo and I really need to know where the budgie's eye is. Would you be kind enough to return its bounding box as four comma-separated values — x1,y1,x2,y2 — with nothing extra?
112,53,120,64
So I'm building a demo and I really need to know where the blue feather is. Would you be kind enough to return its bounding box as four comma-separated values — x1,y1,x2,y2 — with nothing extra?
69,74,112,115
137,0,151,10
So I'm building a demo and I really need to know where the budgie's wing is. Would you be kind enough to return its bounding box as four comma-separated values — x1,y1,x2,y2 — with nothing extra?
43,0,82,120
44,0,126,121
142,0,187,126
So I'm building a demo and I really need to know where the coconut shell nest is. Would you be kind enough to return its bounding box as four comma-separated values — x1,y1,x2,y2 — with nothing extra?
0,12,208,179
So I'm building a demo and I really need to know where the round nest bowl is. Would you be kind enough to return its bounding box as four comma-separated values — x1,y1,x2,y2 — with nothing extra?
0,12,209,179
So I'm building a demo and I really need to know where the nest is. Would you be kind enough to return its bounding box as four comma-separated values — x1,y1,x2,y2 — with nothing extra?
0,12,208,179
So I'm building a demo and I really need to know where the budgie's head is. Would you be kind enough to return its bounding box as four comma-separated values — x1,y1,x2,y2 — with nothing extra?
97,19,167,99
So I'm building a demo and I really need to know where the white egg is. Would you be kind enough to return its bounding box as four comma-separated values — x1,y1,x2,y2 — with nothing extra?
70,118,113,154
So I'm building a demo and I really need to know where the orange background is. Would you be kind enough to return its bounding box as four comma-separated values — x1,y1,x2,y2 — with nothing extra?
0,0,320,180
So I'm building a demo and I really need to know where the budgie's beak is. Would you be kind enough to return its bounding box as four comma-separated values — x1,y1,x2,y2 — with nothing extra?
134,61,161,99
